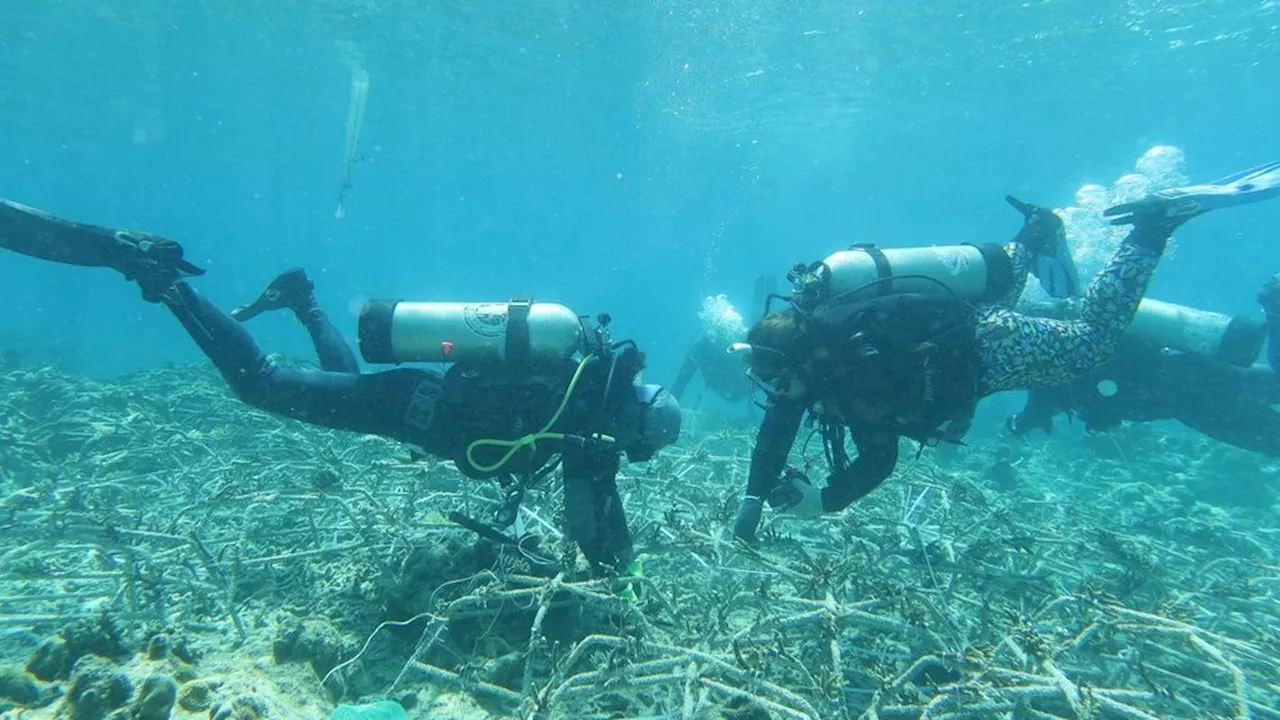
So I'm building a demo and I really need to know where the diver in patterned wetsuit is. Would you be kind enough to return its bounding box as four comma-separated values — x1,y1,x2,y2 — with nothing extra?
0,203,682,576
732,163,1280,541
1007,276,1280,457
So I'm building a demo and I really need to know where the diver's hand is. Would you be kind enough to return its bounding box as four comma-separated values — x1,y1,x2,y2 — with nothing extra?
767,469,824,518
1005,195,1065,256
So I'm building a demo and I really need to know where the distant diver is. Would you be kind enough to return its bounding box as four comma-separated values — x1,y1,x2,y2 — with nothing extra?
670,291,758,406
1007,277,1280,457
0,202,681,577
728,161,1280,542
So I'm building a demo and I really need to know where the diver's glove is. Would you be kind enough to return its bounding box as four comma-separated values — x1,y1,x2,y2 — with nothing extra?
767,469,824,518
1259,275,1280,316
111,231,206,303
1006,196,1080,299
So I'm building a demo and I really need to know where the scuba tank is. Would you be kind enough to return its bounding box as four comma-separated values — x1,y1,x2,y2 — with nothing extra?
790,243,1015,310
358,297,587,364
1126,298,1265,368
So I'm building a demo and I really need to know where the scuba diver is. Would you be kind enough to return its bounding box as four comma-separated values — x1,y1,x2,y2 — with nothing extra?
1006,277,1280,457
670,332,751,404
729,161,1280,542
0,201,682,576
670,291,758,405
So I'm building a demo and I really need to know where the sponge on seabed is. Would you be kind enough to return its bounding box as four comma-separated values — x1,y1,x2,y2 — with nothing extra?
327,700,410,720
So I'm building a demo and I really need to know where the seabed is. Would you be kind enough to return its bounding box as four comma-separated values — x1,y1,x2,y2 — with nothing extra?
1,361,1278,719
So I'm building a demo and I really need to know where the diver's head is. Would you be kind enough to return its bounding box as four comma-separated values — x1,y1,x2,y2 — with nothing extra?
733,310,810,400
615,383,682,462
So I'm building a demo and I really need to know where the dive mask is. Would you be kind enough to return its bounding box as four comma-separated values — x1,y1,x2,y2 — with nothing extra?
728,342,797,406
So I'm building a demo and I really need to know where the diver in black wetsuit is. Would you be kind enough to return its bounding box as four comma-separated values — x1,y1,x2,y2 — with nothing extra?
670,334,752,405
670,288,773,407
1008,276,1280,457
0,199,682,575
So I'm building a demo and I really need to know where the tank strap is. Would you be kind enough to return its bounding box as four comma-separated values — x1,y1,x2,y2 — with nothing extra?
1219,314,1266,367
969,243,1015,303
850,243,893,296
506,297,532,364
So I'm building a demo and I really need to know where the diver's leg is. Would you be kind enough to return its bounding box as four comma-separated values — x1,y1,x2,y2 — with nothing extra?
1173,363,1280,457
233,268,359,373
589,476,635,572
161,279,440,443
977,159,1280,393
976,223,1167,393
992,242,1036,309
561,452,633,575
1007,384,1073,435
299,305,360,374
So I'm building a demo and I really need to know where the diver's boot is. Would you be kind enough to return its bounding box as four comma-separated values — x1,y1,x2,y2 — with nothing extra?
231,268,316,321
113,231,200,303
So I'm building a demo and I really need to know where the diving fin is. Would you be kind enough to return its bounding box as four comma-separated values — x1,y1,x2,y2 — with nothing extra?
0,198,206,290
1005,194,1081,298
1033,249,1081,300
1204,159,1280,187
1105,160,1280,226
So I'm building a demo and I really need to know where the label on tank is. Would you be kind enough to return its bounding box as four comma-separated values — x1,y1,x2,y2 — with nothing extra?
934,247,969,276
463,303,508,338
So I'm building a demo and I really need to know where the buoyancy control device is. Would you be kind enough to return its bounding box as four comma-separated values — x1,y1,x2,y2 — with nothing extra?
1126,298,1265,368
358,297,589,364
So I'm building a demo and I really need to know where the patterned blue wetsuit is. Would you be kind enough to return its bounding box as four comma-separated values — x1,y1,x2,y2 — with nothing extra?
977,239,1163,393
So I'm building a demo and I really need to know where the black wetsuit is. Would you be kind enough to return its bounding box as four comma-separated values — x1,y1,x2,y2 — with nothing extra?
1010,318,1280,457
169,281,636,572
670,335,751,404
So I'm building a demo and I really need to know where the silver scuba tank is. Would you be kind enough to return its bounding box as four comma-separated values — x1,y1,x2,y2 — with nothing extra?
792,243,1015,309
358,298,586,364
1126,298,1265,367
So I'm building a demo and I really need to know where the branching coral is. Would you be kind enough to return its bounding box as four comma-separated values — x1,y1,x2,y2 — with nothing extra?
1,363,1277,719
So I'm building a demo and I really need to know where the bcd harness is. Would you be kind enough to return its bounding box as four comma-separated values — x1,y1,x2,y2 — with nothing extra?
773,253,985,465
438,307,645,530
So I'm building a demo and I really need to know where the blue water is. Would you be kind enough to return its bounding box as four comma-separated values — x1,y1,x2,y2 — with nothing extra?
2,0,1278,403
